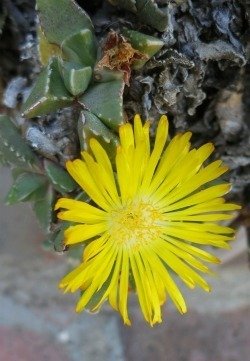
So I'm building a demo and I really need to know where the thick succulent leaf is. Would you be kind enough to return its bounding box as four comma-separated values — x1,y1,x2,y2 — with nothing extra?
5,172,47,205
0,154,6,165
22,58,73,118
79,80,124,130
122,28,164,69
38,26,62,65
109,0,137,12
61,30,97,67
67,244,84,259
84,278,111,312
78,111,119,164
32,185,55,233
136,0,168,31
44,159,78,193
37,0,93,46
0,115,40,168
0,5,7,35
12,168,32,180
75,190,90,202
59,60,92,96
53,228,66,252
94,68,124,83
109,0,168,31
42,237,53,251
50,222,69,252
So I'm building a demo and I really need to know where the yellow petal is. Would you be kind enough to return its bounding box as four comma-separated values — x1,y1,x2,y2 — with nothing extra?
129,251,151,323
154,240,211,291
159,183,231,210
118,251,131,325
81,150,120,206
55,198,105,216
64,223,107,245
66,160,111,211
141,115,169,191
143,248,187,314
76,245,117,312
149,132,192,194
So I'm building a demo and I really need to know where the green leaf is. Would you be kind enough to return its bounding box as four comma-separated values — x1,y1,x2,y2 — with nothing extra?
75,190,90,202
0,5,7,35
122,28,164,69
59,60,92,96
67,243,84,259
12,168,31,180
22,57,73,118
37,0,93,46
0,115,40,168
93,68,124,83
33,185,55,233
84,276,112,312
79,80,125,130
109,0,137,13
50,222,69,252
136,0,168,32
42,237,53,251
38,26,62,65
5,172,47,205
62,30,97,67
109,0,168,31
0,153,6,165
44,159,78,193
10,169,48,203
78,111,119,165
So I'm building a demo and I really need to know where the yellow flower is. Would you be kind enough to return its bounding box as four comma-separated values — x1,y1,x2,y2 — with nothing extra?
55,114,240,326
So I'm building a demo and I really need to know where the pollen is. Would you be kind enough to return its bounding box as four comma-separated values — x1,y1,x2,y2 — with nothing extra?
109,201,164,250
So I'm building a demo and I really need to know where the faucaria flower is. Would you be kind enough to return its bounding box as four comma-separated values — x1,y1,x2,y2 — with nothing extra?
55,114,240,326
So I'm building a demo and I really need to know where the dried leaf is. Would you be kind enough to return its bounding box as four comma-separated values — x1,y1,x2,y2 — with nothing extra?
96,31,146,85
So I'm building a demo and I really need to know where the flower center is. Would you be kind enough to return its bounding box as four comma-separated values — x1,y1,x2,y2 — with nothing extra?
109,201,164,250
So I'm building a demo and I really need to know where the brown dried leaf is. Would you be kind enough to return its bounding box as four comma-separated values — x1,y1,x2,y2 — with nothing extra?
96,31,147,85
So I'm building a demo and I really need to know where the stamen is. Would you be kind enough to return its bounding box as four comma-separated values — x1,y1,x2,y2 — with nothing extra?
108,201,164,250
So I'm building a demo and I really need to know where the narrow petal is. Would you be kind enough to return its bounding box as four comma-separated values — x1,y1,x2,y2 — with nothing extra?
83,234,110,261
162,161,229,205
141,254,162,324
81,150,120,206
149,132,192,194
57,210,106,224
162,240,212,273
119,123,134,152
129,251,152,323
64,223,108,245
141,115,169,191
166,238,221,264
76,245,118,312
118,251,131,325
89,138,114,177
92,249,122,312
143,248,187,314
162,226,233,246
55,198,106,216
66,160,111,211
159,183,231,210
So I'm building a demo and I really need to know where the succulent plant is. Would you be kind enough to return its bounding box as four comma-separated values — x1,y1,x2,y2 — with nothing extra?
0,115,78,235
0,3,6,35
108,0,169,32
1,0,164,252
22,0,164,128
